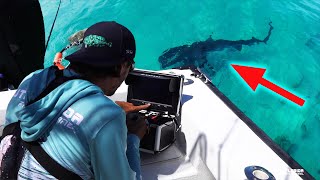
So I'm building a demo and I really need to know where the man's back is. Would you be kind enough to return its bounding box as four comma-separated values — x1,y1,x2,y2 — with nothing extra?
1,67,136,179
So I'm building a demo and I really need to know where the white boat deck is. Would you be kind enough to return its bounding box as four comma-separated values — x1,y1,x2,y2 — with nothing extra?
0,69,304,180
109,69,303,180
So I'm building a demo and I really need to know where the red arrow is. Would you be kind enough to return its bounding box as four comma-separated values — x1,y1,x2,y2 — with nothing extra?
231,64,305,106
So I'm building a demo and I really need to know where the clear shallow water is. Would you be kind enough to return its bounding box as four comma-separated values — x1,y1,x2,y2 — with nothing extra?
40,0,320,178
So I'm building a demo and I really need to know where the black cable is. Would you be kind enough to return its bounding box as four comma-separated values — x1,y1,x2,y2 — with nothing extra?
45,0,62,51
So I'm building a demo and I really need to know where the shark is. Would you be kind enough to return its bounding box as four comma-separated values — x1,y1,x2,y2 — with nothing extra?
158,22,274,69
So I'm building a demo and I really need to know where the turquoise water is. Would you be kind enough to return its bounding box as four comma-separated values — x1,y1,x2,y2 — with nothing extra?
40,0,320,178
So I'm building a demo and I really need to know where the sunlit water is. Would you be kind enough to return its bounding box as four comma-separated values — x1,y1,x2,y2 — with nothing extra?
40,0,320,178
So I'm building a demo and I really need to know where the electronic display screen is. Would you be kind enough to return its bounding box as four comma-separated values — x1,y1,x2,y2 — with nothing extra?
129,76,173,105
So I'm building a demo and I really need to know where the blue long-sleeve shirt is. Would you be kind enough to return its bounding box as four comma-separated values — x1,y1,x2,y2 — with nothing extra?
2,67,141,179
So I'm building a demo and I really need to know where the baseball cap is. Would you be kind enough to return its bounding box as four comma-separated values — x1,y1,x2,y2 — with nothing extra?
65,21,136,67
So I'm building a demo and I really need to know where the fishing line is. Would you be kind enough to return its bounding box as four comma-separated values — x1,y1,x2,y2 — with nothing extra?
45,0,62,51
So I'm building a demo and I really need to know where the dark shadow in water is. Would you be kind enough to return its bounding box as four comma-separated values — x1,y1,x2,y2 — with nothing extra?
158,22,273,70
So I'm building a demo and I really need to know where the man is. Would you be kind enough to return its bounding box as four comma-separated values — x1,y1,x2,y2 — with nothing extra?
0,21,149,179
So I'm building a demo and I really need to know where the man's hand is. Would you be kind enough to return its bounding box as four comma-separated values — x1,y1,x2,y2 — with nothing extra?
116,101,150,139
126,114,147,140
115,101,150,114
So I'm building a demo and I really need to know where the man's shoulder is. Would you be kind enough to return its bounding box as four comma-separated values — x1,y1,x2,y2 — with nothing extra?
73,94,123,113
70,94,124,124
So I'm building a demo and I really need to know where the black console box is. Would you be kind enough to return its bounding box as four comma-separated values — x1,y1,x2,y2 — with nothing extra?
125,69,184,153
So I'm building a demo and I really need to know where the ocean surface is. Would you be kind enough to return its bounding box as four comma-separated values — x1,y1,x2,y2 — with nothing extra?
40,0,320,178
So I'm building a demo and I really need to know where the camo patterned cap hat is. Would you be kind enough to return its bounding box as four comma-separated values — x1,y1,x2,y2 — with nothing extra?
65,21,135,67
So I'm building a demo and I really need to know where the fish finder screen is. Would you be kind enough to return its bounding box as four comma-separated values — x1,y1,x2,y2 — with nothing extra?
130,76,173,105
